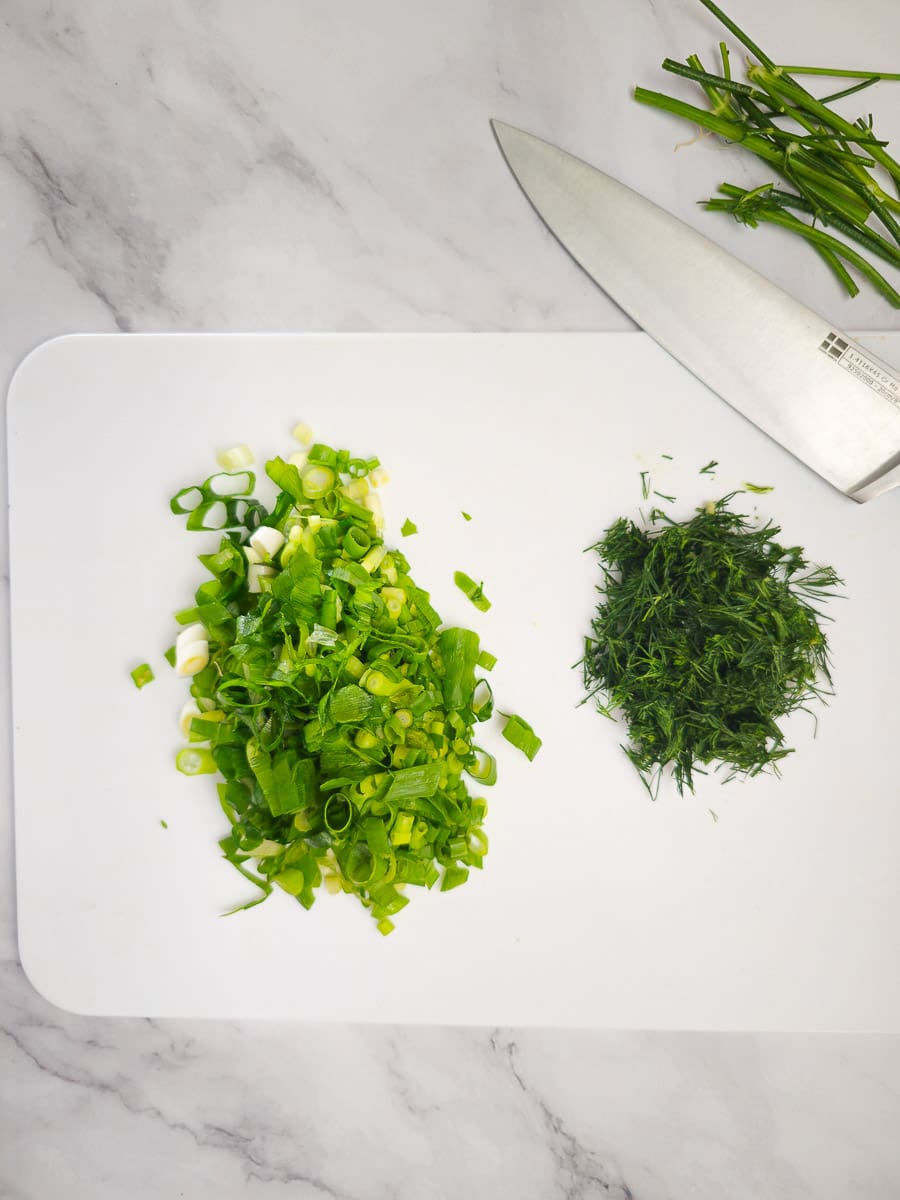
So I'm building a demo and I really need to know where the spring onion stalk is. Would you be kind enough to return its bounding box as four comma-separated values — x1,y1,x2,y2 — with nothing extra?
165,434,535,932
131,663,154,689
453,571,491,612
776,67,900,82
634,0,900,304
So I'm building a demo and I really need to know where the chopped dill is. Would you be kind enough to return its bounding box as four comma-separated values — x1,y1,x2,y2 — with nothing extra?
581,493,841,796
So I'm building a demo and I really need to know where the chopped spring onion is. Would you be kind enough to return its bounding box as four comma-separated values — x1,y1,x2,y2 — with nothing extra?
204,470,255,498
301,464,336,499
454,570,491,612
176,747,217,775
461,511,472,521
165,435,535,932
292,421,314,446
179,698,202,738
216,444,254,471
501,714,543,761
131,663,154,689
400,518,418,537
174,623,209,676
248,526,286,561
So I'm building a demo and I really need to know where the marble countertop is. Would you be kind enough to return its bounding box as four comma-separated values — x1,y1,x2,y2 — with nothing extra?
2,2,899,1195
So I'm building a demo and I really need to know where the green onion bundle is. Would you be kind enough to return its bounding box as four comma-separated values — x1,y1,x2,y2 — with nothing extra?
635,0,900,305
582,495,841,796
168,437,532,934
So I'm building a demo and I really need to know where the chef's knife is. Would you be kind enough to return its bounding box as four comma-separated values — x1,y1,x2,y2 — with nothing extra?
491,120,900,502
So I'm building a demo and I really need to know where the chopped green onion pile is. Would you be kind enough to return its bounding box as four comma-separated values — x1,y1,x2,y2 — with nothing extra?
582,494,841,796
167,434,537,933
635,0,900,306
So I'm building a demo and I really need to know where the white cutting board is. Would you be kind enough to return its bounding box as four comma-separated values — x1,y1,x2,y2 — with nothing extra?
8,332,900,1030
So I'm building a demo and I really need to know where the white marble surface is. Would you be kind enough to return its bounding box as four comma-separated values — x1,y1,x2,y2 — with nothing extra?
2,1,899,1195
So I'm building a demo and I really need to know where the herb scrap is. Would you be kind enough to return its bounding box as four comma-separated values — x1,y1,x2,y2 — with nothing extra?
454,570,491,612
699,460,718,475
582,494,841,795
131,663,154,689
743,482,774,494
501,714,542,761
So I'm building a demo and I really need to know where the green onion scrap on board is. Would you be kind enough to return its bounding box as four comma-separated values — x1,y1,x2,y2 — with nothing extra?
634,0,900,306
581,491,841,797
131,663,154,689
454,570,492,612
165,432,537,934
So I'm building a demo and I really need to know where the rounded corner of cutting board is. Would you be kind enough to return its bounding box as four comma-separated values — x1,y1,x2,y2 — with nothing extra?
16,934,101,1019
6,333,99,414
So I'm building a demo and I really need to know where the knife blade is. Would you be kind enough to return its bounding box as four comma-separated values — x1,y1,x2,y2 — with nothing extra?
491,119,900,503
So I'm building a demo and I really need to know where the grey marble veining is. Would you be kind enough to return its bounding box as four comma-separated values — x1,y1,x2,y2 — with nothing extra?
2,1,899,1196
5,957,900,1199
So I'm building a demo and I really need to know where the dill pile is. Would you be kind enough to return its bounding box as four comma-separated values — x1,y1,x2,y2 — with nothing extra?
582,496,841,795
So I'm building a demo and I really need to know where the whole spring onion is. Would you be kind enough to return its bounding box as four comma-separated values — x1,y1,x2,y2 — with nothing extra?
635,0,900,305
582,494,841,796
166,434,533,933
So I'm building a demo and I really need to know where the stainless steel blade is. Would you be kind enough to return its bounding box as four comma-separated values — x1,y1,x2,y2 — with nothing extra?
491,120,900,502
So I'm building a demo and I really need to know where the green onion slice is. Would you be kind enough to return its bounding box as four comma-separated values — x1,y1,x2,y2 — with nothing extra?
501,714,543,761
453,570,491,612
131,663,154,689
